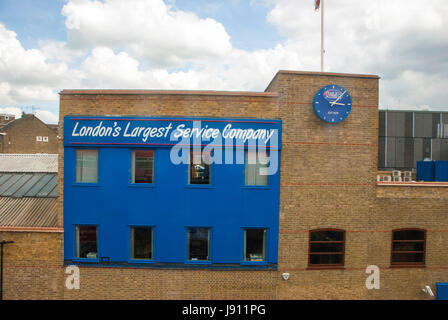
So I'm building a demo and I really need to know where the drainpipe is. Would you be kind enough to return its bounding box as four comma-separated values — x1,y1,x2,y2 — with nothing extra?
0,240,14,300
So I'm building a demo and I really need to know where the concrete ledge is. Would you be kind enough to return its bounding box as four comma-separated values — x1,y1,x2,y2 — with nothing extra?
59,89,279,97
377,181,448,187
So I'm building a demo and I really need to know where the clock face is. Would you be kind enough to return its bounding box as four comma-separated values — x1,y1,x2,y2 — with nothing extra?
313,84,352,123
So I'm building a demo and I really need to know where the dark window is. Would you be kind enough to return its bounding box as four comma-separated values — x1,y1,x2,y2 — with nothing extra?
431,139,448,161
442,113,448,138
244,229,266,262
189,151,210,184
76,149,98,183
379,111,386,137
378,137,386,169
414,112,439,138
309,229,345,267
76,226,97,259
131,227,153,260
391,229,425,266
413,138,432,167
386,137,396,168
132,150,154,183
187,227,209,261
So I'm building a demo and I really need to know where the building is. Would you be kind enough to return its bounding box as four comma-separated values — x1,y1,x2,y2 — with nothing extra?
0,114,16,126
1,70,448,300
378,110,448,171
0,113,58,154
0,154,61,299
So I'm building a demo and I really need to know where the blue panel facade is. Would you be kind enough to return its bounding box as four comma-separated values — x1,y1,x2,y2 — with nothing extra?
435,161,448,182
63,116,281,268
437,283,448,300
416,161,435,181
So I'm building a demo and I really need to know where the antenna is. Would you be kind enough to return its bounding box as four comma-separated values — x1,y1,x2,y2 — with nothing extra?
20,106,40,115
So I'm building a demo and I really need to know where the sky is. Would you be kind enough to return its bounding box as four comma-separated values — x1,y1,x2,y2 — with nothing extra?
0,0,447,124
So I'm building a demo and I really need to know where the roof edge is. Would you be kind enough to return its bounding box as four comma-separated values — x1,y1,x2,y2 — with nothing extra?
275,70,380,79
59,89,278,98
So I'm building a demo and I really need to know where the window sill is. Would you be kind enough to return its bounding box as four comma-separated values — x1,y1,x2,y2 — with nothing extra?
185,260,212,265
306,265,345,270
128,184,156,188
72,258,100,263
390,264,426,269
241,185,270,190
127,259,155,264
64,261,278,270
72,183,100,187
185,184,214,189
241,261,268,266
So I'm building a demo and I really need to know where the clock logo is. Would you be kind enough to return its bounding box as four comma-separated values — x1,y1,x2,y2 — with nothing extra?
313,84,352,123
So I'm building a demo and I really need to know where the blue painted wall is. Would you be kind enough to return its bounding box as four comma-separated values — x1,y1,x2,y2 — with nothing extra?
63,116,281,267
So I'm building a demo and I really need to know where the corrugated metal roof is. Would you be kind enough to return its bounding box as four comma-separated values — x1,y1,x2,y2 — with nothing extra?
0,173,58,198
0,197,58,228
0,154,58,173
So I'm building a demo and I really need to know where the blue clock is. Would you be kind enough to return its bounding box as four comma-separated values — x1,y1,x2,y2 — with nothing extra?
313,84,352,123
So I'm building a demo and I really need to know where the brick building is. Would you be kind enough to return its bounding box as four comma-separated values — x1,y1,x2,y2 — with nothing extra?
0,113,58,154
1,70,448,300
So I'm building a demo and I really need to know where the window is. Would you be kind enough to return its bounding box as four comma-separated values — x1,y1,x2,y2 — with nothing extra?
245,150,268,186
132,150,154,183
75,226,97,259
131,227,153,260
391,229,426,266
189,151,210,184
187,227,209,261
76,149,98,183
244,229,266,262
43,136,48,142
309,229,345,267
36,136,42,142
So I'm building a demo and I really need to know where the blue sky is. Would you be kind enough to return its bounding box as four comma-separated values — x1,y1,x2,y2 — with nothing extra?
0,0,447,123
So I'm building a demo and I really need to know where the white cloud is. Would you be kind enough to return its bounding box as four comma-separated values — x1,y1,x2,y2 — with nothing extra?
0,107,22,119
35,109,59,124
0,23,83,105
1,0,448,118
62,0,233,67
267,0,448,109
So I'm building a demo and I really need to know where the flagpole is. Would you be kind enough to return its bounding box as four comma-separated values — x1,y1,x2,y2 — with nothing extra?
321,0,324,72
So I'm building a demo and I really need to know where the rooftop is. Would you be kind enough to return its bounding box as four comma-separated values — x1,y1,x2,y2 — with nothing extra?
0,154,58,173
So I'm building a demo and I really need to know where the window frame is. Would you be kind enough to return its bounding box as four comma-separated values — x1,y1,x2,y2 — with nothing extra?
308,228,345,269
390,228,426,268
130,149,155,185
188,150,212,186
75,149,99,184
242,228,268,264
186,227,211,263
74,225,99,262
244,150,269,187
129,226,154,262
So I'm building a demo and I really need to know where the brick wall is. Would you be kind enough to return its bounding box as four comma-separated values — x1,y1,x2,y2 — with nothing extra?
0,113,58,154
3,71,447,300
0,230,63,300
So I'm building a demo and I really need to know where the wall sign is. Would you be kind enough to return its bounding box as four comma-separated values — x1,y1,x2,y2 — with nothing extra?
313,85,352,123
64,116,282,149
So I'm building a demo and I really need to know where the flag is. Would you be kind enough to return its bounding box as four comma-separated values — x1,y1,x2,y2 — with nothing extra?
315,0,320,11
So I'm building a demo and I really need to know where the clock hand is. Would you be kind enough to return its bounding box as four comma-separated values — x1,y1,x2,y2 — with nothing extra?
331,102,345,106
330,90,346,106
